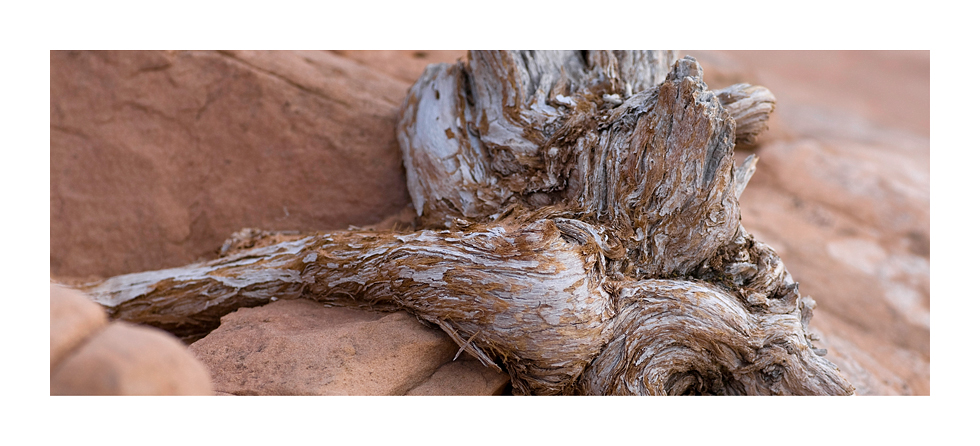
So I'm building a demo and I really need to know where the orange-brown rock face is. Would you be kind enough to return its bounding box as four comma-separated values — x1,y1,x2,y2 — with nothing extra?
51,50,463,279
688,50,930,395
188,299,509,395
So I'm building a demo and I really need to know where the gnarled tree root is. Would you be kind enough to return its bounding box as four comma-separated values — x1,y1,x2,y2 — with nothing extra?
77,51,852,395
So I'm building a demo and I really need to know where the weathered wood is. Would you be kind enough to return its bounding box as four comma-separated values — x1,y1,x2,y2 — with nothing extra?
78,51,852,395
580,277,845,395
398,54,763,279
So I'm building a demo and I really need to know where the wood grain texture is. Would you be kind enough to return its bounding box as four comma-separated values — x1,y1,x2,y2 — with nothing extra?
78,51,852,395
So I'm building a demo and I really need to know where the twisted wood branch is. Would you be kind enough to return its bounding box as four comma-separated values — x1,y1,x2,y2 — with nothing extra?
78,51,852,395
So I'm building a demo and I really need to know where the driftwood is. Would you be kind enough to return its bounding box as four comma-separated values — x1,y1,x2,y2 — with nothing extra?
79,51,853,395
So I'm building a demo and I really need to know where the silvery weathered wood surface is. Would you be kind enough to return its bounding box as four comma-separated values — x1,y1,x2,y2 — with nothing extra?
79,51,852,395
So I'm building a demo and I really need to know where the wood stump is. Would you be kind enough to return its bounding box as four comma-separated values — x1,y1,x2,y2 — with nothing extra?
78,51,853,395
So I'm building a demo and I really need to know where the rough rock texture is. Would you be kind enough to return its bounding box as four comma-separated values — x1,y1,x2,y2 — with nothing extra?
407,355,511,396
51,50,420,279
687,51,930,395
51,50,929,395
188,299,509,395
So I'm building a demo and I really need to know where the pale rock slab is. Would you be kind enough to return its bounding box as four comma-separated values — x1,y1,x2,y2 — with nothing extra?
51,321,213,395
50,284,108,370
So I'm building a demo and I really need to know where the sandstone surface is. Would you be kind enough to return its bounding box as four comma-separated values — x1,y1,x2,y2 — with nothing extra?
689,50,930,395
51,50,426,279
188,299,509,395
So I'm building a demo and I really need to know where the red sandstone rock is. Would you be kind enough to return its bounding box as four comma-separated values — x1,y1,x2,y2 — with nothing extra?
736,139,930,396
330,50,467,84
50,50,440,279
189,299,508,395
407,355,511,396
690,51,930,395
51,321,213,395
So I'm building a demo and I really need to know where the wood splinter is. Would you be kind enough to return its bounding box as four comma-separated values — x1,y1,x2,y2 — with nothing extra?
77,51,854,395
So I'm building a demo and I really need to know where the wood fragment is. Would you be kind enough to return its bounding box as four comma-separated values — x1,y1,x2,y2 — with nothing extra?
77,51,852,395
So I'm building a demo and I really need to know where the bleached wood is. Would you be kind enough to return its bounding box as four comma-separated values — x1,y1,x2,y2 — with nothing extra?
77,51,851,395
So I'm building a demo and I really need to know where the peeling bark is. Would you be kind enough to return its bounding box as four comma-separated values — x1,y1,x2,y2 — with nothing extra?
77,51,852,395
